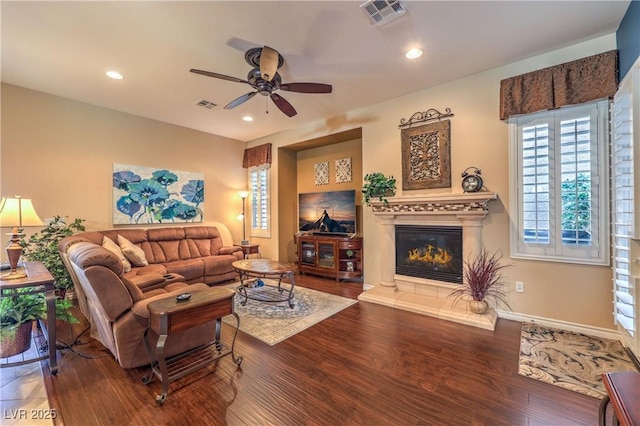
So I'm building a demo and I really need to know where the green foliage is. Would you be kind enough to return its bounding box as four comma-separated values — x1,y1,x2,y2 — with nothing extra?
449,249,511,310
561,173,591,231
0,289,45,340
362,173,396,206
21,216,86,292
0,291,79,340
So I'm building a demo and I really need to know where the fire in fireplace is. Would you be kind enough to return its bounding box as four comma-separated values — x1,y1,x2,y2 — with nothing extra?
395,225,463,284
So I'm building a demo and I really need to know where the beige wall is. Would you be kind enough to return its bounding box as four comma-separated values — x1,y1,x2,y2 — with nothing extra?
296,139,363,198
1,84,247,245
248,33,617,330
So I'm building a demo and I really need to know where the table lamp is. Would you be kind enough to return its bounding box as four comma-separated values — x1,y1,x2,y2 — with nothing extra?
0,196,44,280
238,191,249,245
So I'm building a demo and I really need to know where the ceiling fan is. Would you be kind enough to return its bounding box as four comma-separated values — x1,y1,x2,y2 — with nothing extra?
190,46,332,117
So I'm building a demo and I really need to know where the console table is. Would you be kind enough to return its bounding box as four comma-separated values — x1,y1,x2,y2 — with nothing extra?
0,262,57,374
599,371,640,426
142,287,242,405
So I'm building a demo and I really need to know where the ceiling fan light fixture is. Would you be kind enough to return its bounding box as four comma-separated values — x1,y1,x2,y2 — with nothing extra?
242,116,253,122
405,48,422,59
105,70,124,80
190,46,330,118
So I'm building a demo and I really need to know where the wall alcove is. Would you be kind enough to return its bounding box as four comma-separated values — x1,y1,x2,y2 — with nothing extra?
277,128,363,263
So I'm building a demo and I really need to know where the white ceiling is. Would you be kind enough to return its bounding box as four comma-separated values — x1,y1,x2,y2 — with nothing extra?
1,1,630,142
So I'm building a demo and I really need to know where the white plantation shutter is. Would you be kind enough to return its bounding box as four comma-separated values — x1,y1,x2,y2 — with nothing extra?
509,100,609,265
611,64,637,348
249,164,270,238
521,122,551,246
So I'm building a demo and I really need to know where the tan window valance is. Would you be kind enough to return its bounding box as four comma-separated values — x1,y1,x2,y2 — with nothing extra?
499,50,618,120
242,143,272,168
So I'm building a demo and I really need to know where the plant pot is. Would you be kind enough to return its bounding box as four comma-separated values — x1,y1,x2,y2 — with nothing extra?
468,300,488,314
0,321,33,358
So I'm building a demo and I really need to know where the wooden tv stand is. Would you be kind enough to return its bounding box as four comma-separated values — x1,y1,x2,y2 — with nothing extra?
297,234,363,281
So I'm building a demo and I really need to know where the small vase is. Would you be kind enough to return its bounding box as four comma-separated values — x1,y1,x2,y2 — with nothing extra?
468,300,488,314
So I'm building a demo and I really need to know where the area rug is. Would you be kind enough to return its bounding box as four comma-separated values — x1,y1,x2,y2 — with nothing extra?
222,282,357,345
518,322,637,398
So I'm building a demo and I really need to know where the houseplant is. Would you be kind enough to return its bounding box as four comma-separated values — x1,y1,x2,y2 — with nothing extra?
21,215,86,297
0,290,79,358
0,289,45,357
448,248,511,314
362,172,396,206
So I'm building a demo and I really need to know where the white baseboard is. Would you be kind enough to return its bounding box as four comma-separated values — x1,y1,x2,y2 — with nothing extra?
497,310,621,341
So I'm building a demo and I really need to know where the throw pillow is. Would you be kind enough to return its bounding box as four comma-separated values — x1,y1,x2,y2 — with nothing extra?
102,236,132,273
117,235,149,267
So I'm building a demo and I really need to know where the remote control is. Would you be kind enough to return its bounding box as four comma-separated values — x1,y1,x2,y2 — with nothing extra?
175,293,191,302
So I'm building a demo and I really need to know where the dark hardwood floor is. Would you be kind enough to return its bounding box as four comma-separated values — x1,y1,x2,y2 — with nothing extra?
43,274,604,425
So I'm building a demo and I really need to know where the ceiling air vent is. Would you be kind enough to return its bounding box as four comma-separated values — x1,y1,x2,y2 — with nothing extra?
195,99,217,109
360,0,407,26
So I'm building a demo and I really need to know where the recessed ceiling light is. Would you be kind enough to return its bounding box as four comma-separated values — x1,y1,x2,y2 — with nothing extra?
106,71,124,80
405,48,423,59
242,116,253,122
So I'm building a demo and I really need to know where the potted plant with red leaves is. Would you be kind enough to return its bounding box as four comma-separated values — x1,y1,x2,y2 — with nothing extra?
449,248,511,314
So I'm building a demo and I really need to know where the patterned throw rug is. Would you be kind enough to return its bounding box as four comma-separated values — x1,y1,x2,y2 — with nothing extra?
222,282,357,345
518,323,637,398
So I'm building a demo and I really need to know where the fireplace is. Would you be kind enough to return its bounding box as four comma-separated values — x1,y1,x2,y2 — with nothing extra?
395,225,463,284
358,192,499,330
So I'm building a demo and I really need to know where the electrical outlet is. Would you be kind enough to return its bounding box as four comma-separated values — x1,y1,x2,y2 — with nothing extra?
515,281,524,293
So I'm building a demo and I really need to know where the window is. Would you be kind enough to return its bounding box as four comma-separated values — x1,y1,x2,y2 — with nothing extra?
249,164,270,238
509,100,609,265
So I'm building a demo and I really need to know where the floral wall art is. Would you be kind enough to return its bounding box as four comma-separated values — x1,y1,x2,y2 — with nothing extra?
112,163,204,225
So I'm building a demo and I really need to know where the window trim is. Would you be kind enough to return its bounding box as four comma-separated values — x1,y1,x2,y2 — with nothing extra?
248,164,271,239
508,100,610,265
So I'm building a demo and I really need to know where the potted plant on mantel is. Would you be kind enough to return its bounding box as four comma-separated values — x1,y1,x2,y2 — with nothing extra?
448,248,511,314
362,172,397,206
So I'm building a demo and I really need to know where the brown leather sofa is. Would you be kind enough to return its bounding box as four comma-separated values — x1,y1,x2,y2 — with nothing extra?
58,226,243,368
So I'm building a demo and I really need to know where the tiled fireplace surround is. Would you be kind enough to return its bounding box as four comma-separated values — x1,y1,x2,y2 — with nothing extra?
358,192,499,330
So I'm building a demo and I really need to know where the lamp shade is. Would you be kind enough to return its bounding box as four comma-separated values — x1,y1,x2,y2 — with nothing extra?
0,196,44,228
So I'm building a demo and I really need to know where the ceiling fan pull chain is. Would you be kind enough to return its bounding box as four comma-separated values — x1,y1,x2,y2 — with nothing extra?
266,96,269,114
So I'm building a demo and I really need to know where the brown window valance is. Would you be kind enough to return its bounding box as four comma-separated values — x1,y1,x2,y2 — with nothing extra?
242,143,272,168
499,50,618,120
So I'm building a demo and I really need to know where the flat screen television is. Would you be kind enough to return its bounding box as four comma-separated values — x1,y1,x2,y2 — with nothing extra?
298,190,356,235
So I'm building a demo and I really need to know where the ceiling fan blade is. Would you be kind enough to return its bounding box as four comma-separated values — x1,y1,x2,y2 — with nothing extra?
270,93,297,117
190,68,249,84
280,82,332,94
260,46,279,82
224,92,257,109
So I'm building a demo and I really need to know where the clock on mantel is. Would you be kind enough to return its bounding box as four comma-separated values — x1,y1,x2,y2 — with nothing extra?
461,167,483,193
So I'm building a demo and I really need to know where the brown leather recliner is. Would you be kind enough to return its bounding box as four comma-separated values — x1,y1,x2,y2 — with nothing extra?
65,241,218,368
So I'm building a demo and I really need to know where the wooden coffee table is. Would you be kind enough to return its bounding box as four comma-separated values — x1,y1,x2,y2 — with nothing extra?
232,259,297,308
